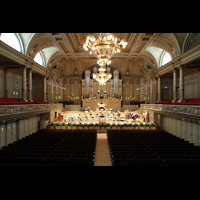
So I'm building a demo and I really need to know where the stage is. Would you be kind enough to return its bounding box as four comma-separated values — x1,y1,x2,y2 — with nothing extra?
60,109,148,125
82,99,122,112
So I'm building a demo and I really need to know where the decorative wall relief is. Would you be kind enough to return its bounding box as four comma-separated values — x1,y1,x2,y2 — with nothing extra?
141,104,200,119
0,104,63,119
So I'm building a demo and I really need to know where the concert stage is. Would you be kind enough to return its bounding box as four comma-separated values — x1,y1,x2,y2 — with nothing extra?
82,99,122,112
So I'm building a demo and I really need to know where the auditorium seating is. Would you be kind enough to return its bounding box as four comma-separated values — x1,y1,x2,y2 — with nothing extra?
156,98,200,105
0,98,33,105
130,101,140,105
0,98,48,105
107,129,200,166
32,99,48,104
171,98,200,105
59,101,74,105
155,99,173,104
0,129,97,166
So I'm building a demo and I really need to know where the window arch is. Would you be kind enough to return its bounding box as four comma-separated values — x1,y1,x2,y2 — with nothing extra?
160,51,172,66
34,52,43,66
184,33,200,53
0,33,22,52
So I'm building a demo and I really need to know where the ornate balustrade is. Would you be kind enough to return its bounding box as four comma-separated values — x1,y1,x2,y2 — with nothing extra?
141,104,200,120
0,103,63,121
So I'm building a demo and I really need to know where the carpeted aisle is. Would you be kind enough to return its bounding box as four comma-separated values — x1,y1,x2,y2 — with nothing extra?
94,133,112,166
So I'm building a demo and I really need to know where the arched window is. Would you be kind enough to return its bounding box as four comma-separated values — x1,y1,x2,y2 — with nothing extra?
0,33,21,52
161,51,172,66
34,52,43,66
184,33,200,53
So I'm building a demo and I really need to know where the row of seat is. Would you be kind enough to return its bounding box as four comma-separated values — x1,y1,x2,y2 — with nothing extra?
0,129,97,166
107,129,200,166
0,98,20,101
59,101,74,105
156,98,200,105
0,98,48,105
32,99,48,104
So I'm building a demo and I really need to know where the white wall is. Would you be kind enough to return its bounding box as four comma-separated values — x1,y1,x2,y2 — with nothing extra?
184,68,200,99
162,115,200,146
0,68,5,97
32,76,43,100
0,115,40,148
0,68,22,98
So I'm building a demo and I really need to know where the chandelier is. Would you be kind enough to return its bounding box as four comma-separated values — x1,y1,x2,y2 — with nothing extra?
83,33,127,85
83,33,127,67
93,67,112,86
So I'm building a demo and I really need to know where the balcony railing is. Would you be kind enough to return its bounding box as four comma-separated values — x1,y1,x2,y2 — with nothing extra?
0,103,63,120
141,104,200,120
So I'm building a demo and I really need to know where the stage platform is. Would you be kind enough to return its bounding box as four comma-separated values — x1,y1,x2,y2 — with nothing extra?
82,99,122,112
61,109,146,125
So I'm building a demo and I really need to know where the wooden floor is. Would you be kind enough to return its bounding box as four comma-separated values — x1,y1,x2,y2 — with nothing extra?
94,133,112,166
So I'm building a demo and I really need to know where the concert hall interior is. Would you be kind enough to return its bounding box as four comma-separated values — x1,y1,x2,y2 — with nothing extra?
0,33,200,166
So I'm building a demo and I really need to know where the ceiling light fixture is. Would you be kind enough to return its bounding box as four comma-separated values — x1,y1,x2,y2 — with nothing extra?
83,33,127,85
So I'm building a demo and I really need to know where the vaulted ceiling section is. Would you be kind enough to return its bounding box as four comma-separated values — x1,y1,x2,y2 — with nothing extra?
3,33,186,77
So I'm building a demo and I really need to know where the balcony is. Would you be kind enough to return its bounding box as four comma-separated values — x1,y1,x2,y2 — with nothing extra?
141,104,200,121
0,103,63,121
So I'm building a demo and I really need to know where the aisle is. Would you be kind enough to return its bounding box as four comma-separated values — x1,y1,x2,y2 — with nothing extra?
94,133,112,166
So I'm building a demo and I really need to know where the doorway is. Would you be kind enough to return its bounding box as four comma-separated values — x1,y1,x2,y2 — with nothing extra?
162,89,171,101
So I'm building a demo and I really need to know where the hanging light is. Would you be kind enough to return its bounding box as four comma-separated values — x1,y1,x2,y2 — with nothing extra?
83,33,127,85
83,33,127,67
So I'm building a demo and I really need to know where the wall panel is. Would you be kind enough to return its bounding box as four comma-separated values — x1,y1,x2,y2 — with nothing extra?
162,115,200,146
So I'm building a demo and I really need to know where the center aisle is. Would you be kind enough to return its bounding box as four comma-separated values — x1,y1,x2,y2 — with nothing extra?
94,133,112,166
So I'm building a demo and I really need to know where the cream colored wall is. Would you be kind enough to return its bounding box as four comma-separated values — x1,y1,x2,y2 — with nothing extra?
184,68,200,99
32,76,43,100
65,105,81,111
0,68,22,98
161,76,173,100
18,116,39,140
0,115,40,148
162,115,200,146
62,78,82,104
0,68,5,97
121,105,138,111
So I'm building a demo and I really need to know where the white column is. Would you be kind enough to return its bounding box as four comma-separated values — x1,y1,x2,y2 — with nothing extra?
21,66,27,102
157,76,161,102
150,78,153,104
178,66,185,102
58,79,63,101
145,80,148,104
55,79,58,103
43,76,46,102
140,79,145,102
50,77,54,103
28,68,32,102
172,68,177,102
4,68,9,98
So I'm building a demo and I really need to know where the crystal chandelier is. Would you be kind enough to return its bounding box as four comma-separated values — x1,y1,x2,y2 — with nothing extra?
83,33,127,67
93,67,112,86
83,33,127,85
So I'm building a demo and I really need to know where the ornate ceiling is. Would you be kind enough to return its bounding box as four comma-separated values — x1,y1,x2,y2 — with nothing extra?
22,33,188,77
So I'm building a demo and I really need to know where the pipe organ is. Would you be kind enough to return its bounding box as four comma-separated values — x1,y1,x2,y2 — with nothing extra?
82,67,122,100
